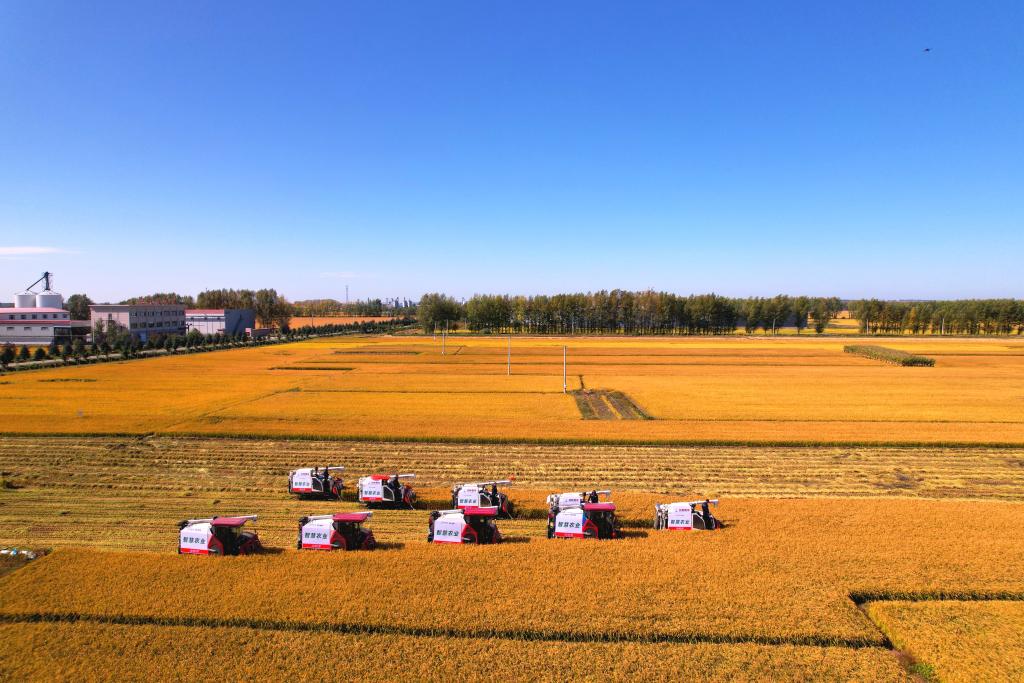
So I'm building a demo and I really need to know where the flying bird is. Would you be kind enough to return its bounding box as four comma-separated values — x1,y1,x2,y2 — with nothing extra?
923,48,931,53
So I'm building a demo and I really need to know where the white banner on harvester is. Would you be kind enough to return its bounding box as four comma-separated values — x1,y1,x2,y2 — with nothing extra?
667,505,693,530
291,470,313,492
360,479,383,501
432,516,465,543
457,486,480,508
179,525,211,554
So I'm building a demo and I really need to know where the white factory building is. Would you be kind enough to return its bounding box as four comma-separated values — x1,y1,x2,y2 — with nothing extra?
0,287,73,345
90,304,187,342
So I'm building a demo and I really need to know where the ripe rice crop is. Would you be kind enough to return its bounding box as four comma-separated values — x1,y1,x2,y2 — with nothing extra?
0,622,911,682
865,600,1024,682
1,335,1022,444
2,499,1022,646
843,345,936,366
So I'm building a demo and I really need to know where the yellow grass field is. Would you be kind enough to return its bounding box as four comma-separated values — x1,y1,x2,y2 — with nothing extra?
2,334,1024,444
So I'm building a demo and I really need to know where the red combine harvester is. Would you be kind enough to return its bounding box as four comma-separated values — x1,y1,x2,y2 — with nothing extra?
297,512,376,551
357,473,416,508
546,490,621,540
178,515,263,555
428,507,502,544
288,466,344,499
450,479,515,518
654,500,720,530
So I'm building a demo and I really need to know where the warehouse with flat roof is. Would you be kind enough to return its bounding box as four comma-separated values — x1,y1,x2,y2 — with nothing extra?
90,304,187,342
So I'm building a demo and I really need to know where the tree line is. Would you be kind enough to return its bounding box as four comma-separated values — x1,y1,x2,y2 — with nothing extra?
849,299,1024,335
417,291,1023,336
292,297,417,317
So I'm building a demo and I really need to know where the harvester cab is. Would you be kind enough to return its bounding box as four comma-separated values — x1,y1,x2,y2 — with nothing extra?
357,473,416,508
451,479,514,518
289,466,345,499
298,512,376,551
546,490,620,540
428,507,502,544
654,500,719,531
178,515,262,555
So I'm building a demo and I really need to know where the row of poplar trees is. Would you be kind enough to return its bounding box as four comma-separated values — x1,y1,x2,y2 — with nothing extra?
418,291,1023,336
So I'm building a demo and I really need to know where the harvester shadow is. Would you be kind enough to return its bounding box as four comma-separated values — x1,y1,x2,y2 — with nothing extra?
620,530,649,539
499,536,531,544
374,542,406,551
258,547,286,555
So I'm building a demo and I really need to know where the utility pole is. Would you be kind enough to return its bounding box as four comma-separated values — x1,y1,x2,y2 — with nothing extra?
442,328,446,356
507,335,511,376
562,345,567,394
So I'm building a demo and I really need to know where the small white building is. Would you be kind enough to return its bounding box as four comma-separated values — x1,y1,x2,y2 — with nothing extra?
0,307,72,345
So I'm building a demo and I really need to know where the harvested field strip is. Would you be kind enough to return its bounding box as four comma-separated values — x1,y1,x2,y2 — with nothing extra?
573,390,650,420
0,623,912,682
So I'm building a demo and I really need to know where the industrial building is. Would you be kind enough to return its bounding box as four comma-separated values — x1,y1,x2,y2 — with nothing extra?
0,272,75,345
90,304,187,342
185,309,256,337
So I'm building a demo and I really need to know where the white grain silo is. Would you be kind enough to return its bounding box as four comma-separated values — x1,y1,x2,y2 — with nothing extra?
15,291,36,308
36,289,64,309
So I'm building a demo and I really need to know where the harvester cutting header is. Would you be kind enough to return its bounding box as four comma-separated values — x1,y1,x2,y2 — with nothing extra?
451,479,515,518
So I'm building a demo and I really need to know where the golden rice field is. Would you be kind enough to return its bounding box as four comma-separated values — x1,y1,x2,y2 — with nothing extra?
2,334,1024,680
1,334,1024,444
866,601,1024,682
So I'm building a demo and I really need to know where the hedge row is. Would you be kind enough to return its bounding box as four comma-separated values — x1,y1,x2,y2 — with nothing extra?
844,345,935,366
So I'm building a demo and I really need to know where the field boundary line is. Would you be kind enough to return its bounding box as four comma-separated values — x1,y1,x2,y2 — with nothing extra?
2,431,1024,449
0,610,888,649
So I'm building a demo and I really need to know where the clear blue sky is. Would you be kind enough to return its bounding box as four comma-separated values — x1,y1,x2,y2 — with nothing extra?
1,1,1021,303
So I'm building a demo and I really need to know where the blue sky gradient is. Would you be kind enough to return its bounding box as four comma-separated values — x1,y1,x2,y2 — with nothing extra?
1,2,1021,302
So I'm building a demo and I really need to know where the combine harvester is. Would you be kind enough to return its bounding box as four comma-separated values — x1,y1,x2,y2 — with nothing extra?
546,490,621,540
428,507,502,544
177,515,262,555
654,500,720,530
357,473,417,508
297,512,376,551
450,479,515,518
288,466,345,499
